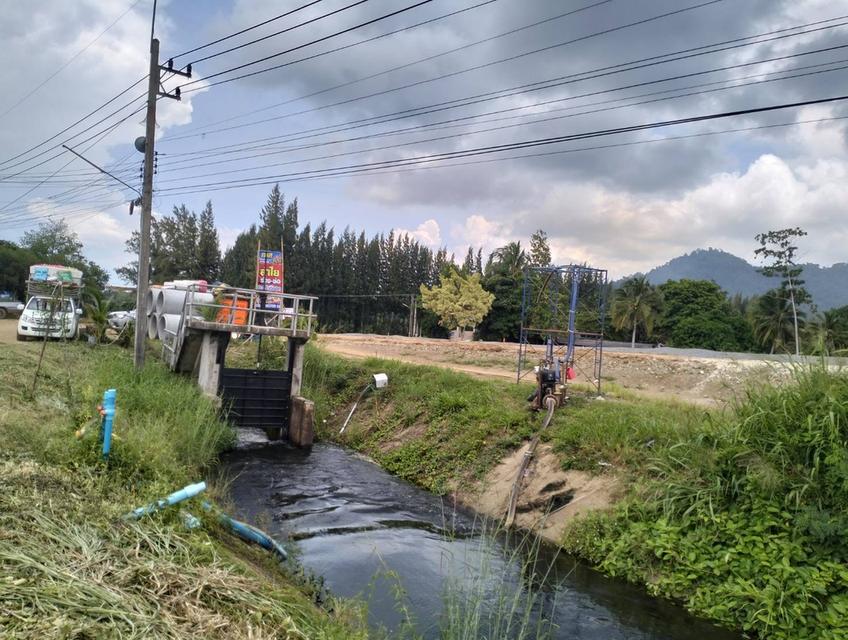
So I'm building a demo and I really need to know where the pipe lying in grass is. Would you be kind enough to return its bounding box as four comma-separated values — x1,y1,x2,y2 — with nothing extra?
202,501,288,561
124,481,207,520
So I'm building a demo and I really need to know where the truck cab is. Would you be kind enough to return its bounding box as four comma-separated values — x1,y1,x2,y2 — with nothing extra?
17,295,82,341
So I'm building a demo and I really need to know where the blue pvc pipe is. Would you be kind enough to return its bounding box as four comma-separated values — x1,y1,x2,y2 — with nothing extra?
125,481,207,520
203,501,287,560
101,388,116,460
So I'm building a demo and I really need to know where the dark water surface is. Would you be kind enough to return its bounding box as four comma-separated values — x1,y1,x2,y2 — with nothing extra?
221,437,739,640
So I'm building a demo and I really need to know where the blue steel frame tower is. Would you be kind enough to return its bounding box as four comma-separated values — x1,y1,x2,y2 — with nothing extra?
517,265,608,395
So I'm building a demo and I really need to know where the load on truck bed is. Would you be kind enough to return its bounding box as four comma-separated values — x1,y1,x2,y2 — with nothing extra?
16,264,83,341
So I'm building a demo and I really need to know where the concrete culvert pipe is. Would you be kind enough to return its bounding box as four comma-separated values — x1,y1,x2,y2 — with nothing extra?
157,313,182,341
157,288,186,315
145,287,159,316
147,313,160,339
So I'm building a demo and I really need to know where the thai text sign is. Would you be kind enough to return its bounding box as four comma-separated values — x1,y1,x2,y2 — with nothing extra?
256,249,283,311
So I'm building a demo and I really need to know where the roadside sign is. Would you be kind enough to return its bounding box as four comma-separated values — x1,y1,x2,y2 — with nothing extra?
256,248,283,311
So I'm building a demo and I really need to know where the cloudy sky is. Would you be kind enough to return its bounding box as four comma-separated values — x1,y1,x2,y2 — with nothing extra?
0,0,846,281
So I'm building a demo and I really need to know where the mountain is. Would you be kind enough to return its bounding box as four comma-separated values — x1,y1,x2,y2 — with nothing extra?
634,248,848,310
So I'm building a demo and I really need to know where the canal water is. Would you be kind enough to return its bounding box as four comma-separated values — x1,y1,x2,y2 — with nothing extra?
221,437,739,640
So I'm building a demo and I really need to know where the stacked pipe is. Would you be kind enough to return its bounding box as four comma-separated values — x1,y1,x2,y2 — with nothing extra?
153,289,215,341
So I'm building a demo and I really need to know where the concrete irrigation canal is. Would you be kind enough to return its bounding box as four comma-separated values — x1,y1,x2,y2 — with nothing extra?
220,436,741,640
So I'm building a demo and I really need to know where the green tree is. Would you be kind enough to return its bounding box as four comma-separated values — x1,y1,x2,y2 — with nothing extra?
805,307,848,355
477,243,528,341
612,276,662,347
221,225,258,288
20,219,108,290
196,201,221,280
0,240,37,300
656,279,754,351
755,227,809,355
420,268,494,333
751,289,799,354
529,229,552,267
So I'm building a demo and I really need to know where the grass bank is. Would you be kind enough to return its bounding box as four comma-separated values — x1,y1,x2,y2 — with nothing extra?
299,343,848,639
0,342,368,639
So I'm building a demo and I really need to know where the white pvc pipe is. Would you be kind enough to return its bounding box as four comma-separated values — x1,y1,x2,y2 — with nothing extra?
147,313,160,339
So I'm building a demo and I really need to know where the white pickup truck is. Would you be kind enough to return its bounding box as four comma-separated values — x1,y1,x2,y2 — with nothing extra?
16,264,83,341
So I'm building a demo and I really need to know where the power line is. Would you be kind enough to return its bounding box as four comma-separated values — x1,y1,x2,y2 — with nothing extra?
179,0,725,94
168,0,326,60
168,0,607,138
155,53,848,173
161,21,848,159
154,94,848,193
189,0,373,66
180,0,440,91
0,0,145,119
0,78,147,169
150,62,848,183
157,115,848,197
163,10,844,150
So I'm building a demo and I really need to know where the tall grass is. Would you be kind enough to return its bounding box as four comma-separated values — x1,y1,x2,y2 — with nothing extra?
563,364,848,639
0,343,369,639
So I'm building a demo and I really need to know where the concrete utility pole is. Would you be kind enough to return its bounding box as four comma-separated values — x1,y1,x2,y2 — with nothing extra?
134,38,160,369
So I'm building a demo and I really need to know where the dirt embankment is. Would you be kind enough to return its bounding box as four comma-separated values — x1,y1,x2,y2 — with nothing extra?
316,333,788,406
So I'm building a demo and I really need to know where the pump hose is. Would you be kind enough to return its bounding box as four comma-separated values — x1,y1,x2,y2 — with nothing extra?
505,395,557,528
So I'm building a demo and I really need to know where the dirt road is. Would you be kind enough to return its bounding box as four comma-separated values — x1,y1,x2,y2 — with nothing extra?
316,333,788,405
0,319,18,344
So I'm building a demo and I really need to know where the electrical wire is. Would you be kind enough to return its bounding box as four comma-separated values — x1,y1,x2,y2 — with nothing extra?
154,94,848,194
178,0,725,94
188,0,373,66
157,114,848,197
0,0,145,119
149,61,848,183
167,0,326,60
162,12,846,150
168,0,606,138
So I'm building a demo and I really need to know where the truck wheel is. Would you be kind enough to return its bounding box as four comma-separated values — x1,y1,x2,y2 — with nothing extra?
0,308,7,319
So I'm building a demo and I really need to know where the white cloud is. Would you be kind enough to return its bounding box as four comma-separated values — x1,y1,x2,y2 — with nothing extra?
394,218,442,247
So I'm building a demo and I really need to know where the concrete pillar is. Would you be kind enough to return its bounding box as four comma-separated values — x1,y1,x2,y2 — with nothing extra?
289,396,314,448
287,337,306,397
197,331,228,398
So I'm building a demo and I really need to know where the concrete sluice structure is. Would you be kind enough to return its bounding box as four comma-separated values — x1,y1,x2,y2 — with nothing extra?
149,285,317,447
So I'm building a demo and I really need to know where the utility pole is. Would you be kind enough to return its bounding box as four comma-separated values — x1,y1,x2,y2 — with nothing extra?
133,31,190,369
133,38,159,369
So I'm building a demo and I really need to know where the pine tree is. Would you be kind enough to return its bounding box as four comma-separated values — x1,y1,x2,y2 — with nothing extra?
258,184,285,251
529,229,552,267
196,201,221,280
221,225,258,288
461,247,475,274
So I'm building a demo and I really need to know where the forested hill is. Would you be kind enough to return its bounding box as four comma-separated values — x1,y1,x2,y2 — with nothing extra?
637,248,848,310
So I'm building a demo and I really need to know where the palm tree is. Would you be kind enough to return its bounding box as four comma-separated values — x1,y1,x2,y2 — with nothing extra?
752,290,799,354
490,242,527,279
611,276,662,348
806,309,846,355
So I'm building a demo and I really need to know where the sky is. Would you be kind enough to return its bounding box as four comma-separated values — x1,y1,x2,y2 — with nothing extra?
0,0,847,282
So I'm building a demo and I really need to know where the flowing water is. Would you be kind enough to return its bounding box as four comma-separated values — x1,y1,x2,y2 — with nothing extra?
221,436,740,640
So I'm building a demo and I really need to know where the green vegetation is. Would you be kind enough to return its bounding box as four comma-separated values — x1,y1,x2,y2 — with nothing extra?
301,346,848,639
0,343,368,638
419,268,494,334
562,366,848,639
611,275,663,348
300,344,537,493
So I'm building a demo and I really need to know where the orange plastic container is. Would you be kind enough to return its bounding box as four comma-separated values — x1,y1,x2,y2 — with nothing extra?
216,296,249,325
